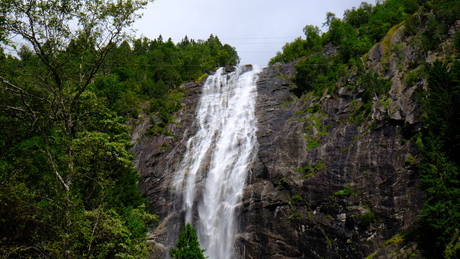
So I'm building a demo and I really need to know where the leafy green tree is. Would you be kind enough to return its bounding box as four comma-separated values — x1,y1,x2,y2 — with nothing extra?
269,26,322,65
0,0,156,257
343,2,373,28
170,223,207,259
1,2,240,256
294,52,339,97
1,0,152,136
326,16,373,62
322,11,336,29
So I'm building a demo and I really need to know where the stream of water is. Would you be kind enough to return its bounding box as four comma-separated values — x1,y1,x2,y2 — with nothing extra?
174,65,260,258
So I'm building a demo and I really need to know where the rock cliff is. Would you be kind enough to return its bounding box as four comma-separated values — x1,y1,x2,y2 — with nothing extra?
133,24,434,258
235,24,425,259
238,62,422,258
132,80,203,257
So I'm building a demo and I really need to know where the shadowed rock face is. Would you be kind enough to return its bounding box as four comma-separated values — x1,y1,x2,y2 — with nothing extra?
237,61,423,258
132,81,204,253
134,64,423,259
134,25,427,258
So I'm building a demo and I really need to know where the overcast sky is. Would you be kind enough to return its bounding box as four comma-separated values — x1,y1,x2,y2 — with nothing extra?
134,0,369,67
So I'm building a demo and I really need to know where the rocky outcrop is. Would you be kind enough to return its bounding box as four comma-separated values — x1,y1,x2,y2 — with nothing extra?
132,81,204,253
234,23,427,259
133,22,435,258
367,23,423,125
238,61,423,258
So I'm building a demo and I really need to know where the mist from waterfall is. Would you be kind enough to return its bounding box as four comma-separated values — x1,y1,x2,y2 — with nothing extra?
173,65,260,259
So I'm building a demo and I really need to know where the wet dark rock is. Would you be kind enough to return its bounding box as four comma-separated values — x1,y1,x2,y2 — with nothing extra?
241,64,254,73
237,62,423,258
225,65,237,73
133,27,429,258
130,80,204,258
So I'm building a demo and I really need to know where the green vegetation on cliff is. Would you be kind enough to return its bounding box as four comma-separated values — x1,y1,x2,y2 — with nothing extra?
270,0,419,66
0,0,238,257
270,0,460,258
270,0,419,99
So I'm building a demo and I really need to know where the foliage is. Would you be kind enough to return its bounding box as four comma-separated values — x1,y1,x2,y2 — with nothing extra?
269,25,322,65
293,52,340,97
444,229,460,258
273,0,419,66
290,195,304,204
301,111,330,150
416,60,460,258
343,70,391,121
295,160,325,175
404,0,460,53
97,34,238,118
1,78,155,257
358,71,392,104
170,223,207,259
268,0,460,257
327,14,373,62
360,211,376,229
334,188,353,197
0,0,239,257
271,0,420,97
421,61,460,162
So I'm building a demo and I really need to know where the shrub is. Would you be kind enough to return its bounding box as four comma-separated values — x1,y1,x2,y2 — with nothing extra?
334,188,353,197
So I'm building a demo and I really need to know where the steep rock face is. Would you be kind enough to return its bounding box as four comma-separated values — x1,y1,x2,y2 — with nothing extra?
132,81,204,256
134,24,429,258
238,62,422,258
133,81,202,214
237,24,425,259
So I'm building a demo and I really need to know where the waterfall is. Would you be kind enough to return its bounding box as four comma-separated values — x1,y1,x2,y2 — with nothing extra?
173,65,260,259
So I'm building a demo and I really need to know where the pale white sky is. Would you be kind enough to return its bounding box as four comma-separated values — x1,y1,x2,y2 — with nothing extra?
134,0,370,67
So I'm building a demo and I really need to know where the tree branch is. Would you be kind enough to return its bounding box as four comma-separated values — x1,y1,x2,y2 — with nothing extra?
0,76,45,101
46,150,70,192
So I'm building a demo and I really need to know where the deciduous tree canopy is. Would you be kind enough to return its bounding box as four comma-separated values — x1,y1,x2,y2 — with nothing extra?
0,1,238,257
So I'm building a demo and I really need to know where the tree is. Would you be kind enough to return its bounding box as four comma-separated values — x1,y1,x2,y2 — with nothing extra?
303,25,321,42
416,60,460,258
170,223,207,259
0,0,155,257
322,12,336,29
1,2,242,256
294,52,339,97
1,0,152,136
343,2,373,28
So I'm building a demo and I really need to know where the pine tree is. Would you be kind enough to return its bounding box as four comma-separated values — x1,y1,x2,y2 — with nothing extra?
170,223,207,259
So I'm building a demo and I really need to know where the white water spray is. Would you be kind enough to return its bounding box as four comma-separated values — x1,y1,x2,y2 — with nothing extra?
174,65,260,259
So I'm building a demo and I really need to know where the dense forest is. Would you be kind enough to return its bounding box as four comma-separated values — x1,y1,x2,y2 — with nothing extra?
270,0,460,257
0,0,237,257
2,0,460,258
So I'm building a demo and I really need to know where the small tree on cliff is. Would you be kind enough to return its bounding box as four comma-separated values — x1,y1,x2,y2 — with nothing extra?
170,223,207,259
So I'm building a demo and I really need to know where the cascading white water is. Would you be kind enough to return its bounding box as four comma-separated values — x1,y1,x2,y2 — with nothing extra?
174,65,260,259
